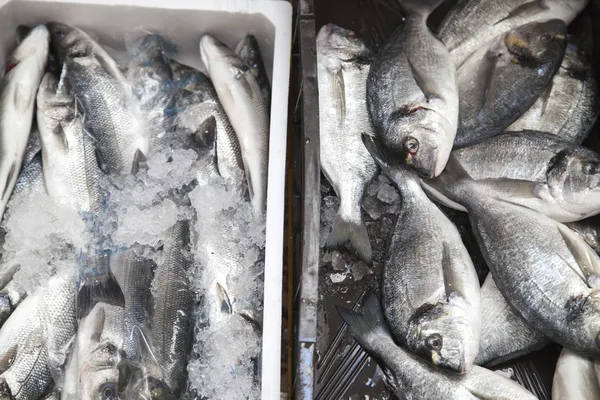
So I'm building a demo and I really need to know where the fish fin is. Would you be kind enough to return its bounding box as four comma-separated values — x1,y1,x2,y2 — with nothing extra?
557,223,600,288
1,163,17,200
239,311,263,332
131,149,147,175
397,0,444,15
424,155,474,203
441,243,463,300
12,83,33,112
407,57,442,102
493,1,550,26
53,123,70,152
88,305,106,342
76,270,125,319
216,283,233,314
336,292,391,351
325,212,372,264
244,160,255,203
332,68,346,126
479,50,501,113
538,81,553,117
476,178,543,200
361,133,401,183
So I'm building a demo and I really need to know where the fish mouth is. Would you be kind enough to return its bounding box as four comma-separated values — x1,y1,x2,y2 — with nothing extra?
410,150,438,179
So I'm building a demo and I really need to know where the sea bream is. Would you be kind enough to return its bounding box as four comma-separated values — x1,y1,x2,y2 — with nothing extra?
438,0,588,67
553,348,600,400
338,293,537,399
317,24,378,263
367,0,458,178
200,35,270,216
0,25,48,221
454,19,567,148
363,135,480,373
424,130,600,223
429,156,600,359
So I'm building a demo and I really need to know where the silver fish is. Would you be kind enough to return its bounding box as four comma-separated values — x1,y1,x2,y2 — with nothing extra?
0,271,77,400
363,134,480,373
12,152,44,196
553,348,600,400
338,292,537,399
63,55,149,175
235,34,271,111
507,38,600,144
170,60,244,186
568,215,600,254
454,19,567,148
431,156,600,358
127,34,178,149
317,24,378,263
424,130,600,223
200,35,270,216
438,0,588,67
0,280,27,330
149,220,193,395
475,275,549,367
367,0,458,178
0,25,48,222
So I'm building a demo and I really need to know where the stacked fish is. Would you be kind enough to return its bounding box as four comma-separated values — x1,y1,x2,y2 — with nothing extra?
0,21,270,400
318,0,600,398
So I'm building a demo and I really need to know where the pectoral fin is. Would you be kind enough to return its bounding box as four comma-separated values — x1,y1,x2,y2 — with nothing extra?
407,57,443,102
477,178,543,200
557,223,600,288
494,0,550,26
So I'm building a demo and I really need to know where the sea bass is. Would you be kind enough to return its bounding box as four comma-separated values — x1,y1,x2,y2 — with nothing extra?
63,55,148,174
363,135,480,373
424,131,600,223
438,0,588,66
367,0,458,178
338,292,537,399
553,348,600,400
430,156,600,359
317,24,378,263
507,37,600,144
0,25,48,221
475,275,549,366
454,20,567,148
200,35,270,216
235,34,271,111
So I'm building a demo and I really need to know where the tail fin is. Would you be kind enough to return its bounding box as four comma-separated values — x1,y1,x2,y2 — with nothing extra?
325,213,372,264
77,270,125,319
424,154,474,204
336,292,391,352
398,0,444,15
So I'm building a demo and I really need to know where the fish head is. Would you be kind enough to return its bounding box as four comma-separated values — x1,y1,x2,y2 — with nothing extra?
79,366,121,400
504,19,567,67
78,340,132,400
5,24,49,76
36,72,74,126
200,35,246,77
47,22,94,62
316,24,374,70
547,148,600,217
236,35,262,78
407,302,477,373
386,110,453,178
127,34,168,69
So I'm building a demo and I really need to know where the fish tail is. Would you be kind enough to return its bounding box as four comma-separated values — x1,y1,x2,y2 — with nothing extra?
325,212,372,264
397,0,444,15
336,292,391,352
76,270,125,319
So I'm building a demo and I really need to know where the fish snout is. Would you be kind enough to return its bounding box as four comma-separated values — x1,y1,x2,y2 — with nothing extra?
410,147,439,179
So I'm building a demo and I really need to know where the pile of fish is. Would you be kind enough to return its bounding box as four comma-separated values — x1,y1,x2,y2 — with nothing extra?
317,0,600,398
0,21,269,400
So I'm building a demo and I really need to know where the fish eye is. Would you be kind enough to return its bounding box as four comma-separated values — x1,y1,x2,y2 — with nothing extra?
347,31,358,41
403,137,419,154
100,383,117,400
540,34,553,43
426,333,443,351
583,163,599,175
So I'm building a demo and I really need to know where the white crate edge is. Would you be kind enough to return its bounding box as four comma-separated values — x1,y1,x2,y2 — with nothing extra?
2,1,292,399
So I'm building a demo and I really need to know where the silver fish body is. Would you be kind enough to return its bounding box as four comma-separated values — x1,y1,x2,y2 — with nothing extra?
0,25,48,221
507,39,600,144
431,157,600,359
170,60,244,186
317,24,378,263
200,35,270,216
127,34,178,149
454,19,567,148
0,271,77,400
363,135,480,373
438,0,588,66
12,152,44,196
338,293,537,399
63,55,148,175
553,348,600,400
475,275,549,366
424,131,600,223
150,220,193,395
235,34,271,111
367,0,458,178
